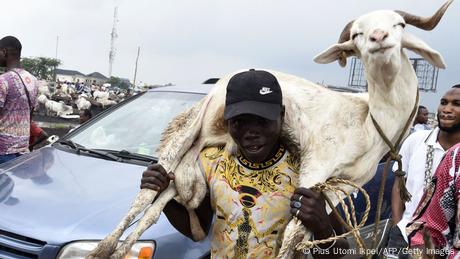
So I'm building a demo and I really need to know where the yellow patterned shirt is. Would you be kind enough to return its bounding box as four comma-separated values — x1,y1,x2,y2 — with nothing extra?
199,145,300,259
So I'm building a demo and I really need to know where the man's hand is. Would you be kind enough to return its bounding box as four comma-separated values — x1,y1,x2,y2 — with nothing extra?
140,164,174,194
290,187,334,238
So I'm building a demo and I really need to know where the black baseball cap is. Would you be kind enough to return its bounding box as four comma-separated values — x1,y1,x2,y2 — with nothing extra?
224,69,282,121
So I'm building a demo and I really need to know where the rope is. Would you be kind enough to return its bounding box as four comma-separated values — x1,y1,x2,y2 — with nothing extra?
370,155,391,252
294,89,419,256
370,89,419,203
368,89,420,253
294,178,370,252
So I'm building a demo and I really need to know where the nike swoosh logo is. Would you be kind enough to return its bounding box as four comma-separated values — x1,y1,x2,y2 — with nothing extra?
259,90,273,95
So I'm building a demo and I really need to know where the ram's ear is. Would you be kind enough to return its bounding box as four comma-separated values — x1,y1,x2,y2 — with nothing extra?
314,40,356,67
402,32,446,69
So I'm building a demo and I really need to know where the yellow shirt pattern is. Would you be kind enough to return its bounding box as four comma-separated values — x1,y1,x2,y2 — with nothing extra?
199,146,299,259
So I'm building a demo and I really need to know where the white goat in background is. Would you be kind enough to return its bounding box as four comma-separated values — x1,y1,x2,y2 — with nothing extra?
37,80,51,97
38,94,74,117
75,94,92,111
93,90,110,100
87,1,452,258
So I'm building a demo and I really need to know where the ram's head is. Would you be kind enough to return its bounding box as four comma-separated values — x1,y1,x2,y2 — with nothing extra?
314,0,452,69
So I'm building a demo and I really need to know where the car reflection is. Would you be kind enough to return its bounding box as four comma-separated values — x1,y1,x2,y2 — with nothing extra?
6,148,54,185
0,173,18,206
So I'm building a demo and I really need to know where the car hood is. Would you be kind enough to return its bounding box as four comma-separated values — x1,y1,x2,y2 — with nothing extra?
0,147,175,245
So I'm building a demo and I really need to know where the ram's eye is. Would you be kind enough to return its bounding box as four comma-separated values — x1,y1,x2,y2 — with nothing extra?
394,22,406,28
352,32,363,40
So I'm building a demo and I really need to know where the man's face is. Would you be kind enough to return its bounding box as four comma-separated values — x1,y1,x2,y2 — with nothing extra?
437,88,460,133
79,113,89,124
416,108,429,124
228,113,283,163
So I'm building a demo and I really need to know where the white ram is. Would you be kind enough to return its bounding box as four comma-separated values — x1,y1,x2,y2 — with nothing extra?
93,90,110,100
37,80,51,97
75,94,92,111
87,1,452,258
40,95,74,117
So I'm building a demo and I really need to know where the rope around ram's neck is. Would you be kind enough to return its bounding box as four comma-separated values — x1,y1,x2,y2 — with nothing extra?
294,178,370,252
370,89,419,203
369,89,419,251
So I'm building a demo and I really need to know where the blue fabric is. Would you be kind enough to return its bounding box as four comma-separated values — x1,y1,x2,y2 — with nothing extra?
0,153,20,164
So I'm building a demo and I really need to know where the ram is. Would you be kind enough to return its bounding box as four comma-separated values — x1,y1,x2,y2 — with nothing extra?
87,1,452,258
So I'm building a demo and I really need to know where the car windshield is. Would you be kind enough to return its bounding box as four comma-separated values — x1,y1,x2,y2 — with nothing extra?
68,91,204,157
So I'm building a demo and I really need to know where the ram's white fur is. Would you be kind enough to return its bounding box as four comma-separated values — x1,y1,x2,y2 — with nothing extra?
39,94,74,117
93,90,110,100
75,94,92,111
37,80,51,97
87,1,452,258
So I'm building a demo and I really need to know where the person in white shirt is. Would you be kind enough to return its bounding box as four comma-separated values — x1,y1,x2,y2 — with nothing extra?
386,85,460,258
412,105,432,132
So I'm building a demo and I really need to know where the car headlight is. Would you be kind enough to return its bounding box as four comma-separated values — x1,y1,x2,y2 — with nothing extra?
57,241,155,259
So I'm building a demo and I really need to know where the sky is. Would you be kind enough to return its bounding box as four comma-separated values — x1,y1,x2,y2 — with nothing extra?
1,0,458,112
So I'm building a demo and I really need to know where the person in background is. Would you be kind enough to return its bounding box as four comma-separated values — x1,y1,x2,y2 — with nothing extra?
406,142,460,258
412,105,432,132
79,109,92,124
140,69,349,258
0,36,39,164
386,85,460,258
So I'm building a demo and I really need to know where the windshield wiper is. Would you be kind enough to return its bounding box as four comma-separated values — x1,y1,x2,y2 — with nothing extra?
59,139,80,150
58,140,121,162
109,149,157,163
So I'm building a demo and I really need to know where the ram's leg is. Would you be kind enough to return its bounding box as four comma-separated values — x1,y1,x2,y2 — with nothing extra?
110,185,177,259
187,169,208,241
174,144,202,204
172,141,209,241
86,189,157,259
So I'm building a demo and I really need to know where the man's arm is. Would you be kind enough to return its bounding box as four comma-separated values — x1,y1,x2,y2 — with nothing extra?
140,163,213,241
0,80,8,109
391,179,405,224
291,188,349,259
310,212,349,259
29,130,49,151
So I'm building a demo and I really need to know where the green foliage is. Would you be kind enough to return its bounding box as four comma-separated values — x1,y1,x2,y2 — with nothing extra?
21,57,61,80
108,76,132,89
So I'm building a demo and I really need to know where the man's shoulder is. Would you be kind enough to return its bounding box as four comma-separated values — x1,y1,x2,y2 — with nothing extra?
414,123,432,131
406,128,434,143
18,69,38,82
0,69,37,84
447,143,460,158
0,70,14,81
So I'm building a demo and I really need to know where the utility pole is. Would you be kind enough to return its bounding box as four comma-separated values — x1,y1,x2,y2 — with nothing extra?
133,46,140,88
108,7,119,78
53,35,59,88
55,35,59,59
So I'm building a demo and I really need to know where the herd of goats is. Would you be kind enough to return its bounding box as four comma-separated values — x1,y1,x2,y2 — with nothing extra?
35,81,131,117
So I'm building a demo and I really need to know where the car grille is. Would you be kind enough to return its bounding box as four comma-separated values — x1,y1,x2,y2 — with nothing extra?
0,229,46,258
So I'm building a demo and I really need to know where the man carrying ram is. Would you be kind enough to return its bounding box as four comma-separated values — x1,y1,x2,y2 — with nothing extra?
86,1,453,258
141,69,349,258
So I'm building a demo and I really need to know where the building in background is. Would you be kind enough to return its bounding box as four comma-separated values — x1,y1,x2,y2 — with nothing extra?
55,69,87,83
86,72,108,85
55,69,108,85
